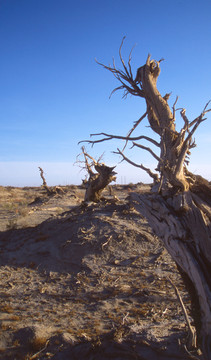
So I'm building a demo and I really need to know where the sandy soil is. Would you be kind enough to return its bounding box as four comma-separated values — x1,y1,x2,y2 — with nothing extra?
0,184,200,359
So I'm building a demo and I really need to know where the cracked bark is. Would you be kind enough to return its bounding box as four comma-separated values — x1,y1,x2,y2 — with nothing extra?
129,187,211,359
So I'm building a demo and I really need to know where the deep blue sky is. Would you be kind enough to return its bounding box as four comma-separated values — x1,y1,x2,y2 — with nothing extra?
0,0,210,185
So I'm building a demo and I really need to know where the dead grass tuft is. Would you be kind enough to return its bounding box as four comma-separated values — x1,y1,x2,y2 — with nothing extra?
0,304,14,313
31,337,48,352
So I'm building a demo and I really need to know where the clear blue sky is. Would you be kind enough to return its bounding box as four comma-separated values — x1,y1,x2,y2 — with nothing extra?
0,0,210,186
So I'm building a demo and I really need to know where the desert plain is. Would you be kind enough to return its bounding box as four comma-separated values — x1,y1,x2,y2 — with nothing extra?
0,184,200,359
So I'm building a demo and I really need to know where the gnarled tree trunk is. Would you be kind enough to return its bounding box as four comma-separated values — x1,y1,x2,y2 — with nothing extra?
129,184,211,358
79,147,116,202
81,38,211,359
85,163,117,202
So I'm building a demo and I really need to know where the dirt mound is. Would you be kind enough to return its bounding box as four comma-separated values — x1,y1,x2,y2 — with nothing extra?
0,186,197,359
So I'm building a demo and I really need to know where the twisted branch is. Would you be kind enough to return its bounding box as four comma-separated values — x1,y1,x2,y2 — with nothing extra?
95,37,144,99
79,132,160,148
114,148,159,183
131,142,161,162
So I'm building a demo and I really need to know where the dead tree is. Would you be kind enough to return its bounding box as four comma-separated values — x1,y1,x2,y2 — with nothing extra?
38,167,65,196
81,38,211,359
77,147,116,202
38,167,53,195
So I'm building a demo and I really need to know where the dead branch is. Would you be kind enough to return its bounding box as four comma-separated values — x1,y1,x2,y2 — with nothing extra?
95,38,144,99
75,146,96,177
180,109,190,132
79,132,160,148
167,276,197,349
131,142,161,162
172,96,179,120
123,111,147,151
114,148,159,183
30,340,50,359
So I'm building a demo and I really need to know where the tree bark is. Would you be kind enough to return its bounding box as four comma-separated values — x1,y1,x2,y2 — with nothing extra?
129,182,211,359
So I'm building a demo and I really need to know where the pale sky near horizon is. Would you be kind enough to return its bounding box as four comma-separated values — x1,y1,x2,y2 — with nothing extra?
0,0,211,186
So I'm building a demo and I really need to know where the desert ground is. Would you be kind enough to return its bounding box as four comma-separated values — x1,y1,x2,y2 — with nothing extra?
0,184,201,359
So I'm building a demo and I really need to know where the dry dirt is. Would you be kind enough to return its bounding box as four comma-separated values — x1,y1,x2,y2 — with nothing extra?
0,184,201,359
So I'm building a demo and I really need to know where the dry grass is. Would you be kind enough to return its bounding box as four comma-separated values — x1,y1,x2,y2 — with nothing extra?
31,337,48,352
23,337,48,360
0,304,14,313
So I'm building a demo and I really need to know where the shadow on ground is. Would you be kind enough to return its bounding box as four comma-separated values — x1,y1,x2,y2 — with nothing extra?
1,328,196,360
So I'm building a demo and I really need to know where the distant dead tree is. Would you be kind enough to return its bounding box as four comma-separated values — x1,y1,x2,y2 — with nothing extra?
76,147,116,202
81,38,211,359
38,167,64,196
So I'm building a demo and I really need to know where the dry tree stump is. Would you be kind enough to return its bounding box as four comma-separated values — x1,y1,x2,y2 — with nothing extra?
77,147,116,202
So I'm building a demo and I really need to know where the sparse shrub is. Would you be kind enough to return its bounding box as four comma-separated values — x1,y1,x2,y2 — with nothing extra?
18,207,29,217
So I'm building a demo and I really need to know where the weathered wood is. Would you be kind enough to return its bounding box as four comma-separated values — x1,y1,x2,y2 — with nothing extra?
129,188,211,359
38,167,53,195
85,163,116,202
80,38,211,358
38,167,65,196
78,147,116,202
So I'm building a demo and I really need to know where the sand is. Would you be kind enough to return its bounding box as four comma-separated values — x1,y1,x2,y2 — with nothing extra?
0,184,200,359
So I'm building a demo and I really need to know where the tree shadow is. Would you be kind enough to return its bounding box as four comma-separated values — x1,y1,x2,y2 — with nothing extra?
0,204,106,274
0,328,195,360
